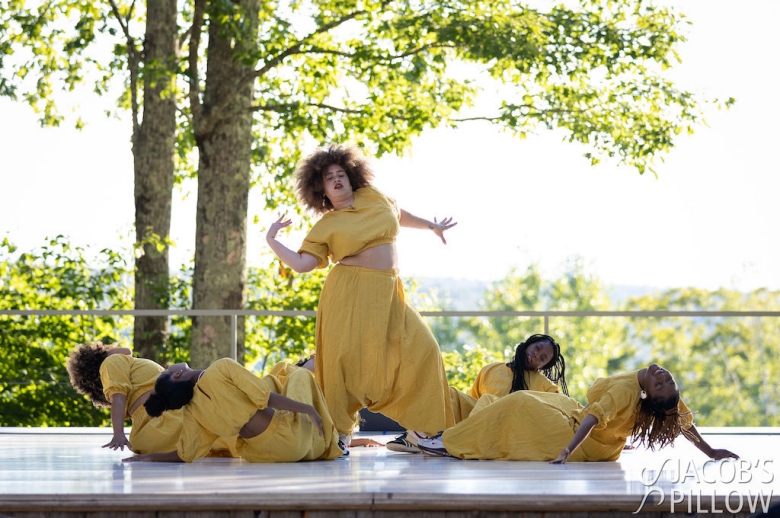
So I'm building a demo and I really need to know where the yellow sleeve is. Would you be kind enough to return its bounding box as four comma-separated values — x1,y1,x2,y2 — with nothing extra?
100,355,133,401
177,410,219,462
586,379,633,431
298,239,329,269
298,217,332,269
678,397,694,430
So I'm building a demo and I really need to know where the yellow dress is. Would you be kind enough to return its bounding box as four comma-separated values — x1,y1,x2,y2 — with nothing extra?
177,358,343,463
300,185,454,436
100,354,237,456
469,363,559,399
442,370,693,462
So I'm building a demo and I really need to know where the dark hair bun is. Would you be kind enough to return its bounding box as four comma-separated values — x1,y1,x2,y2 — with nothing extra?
144,393,167,418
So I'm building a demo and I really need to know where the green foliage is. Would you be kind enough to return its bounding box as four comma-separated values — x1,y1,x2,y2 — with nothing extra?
441,345,503,393
0,237,132,426
1,0,716,190
424,258,632,403
3,238,779,428
245,252,327,373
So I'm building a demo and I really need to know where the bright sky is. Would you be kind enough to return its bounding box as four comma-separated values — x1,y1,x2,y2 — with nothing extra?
1,1,778,293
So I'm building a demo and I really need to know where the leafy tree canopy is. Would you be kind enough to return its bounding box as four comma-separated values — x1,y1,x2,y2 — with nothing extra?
0,0,729,195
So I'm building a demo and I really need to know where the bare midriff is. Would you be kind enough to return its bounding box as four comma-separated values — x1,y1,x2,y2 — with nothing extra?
338,243,398,270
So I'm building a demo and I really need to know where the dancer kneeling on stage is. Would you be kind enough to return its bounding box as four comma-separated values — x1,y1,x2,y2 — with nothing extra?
123,358,345,463
417,363,739,463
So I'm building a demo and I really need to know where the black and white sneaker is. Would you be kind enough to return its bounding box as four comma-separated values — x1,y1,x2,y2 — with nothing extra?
385,431,422,453
338,440,350,456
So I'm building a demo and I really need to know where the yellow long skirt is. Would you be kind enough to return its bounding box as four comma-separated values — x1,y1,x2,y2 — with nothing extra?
314,264,454,436
442,390,600,461
448,386,477,423
236,368,343,462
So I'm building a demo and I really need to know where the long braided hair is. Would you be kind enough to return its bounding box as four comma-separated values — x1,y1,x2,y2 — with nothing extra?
508,334,569,396
630,392,684,450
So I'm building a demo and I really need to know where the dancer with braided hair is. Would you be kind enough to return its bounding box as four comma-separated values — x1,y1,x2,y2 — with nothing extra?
418,363,739,463
388,334,569,453
470,333,568,398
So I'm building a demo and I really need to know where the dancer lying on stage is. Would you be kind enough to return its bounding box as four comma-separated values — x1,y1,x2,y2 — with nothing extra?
123,358,345,463
469,333,568,398
66,342,235,456
417,363,739,463
389,333,569,453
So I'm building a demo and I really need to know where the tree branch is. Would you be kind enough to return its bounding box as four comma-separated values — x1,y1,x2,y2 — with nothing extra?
107,0,140,137
188,0,206,132
253,0,393,80
246,101,369,115
202,1,392,134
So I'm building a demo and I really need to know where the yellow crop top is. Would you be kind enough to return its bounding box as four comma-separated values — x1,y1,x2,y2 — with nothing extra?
298,185,400,268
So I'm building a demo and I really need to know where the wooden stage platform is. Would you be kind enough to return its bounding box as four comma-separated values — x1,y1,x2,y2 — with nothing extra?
1,427,778,517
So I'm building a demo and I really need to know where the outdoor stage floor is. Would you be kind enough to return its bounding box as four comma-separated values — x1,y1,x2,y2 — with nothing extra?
1,427,778,517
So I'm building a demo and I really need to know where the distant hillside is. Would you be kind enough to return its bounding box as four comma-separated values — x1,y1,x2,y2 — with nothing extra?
411,277,664,310
410,277,490,310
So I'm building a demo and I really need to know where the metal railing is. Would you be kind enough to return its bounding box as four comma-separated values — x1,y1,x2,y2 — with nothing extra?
3,309,779,361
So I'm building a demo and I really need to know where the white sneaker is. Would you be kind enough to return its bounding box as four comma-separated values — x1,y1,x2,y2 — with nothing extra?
417,432,452,457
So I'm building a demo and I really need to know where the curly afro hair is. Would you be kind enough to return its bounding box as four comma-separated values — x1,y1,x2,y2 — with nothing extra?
294,144,375,215
65,341,113,408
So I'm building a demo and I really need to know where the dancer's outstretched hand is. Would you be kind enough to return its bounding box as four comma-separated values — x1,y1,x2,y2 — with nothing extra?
550,447,571,464
431,216,457,244
266,214,292,241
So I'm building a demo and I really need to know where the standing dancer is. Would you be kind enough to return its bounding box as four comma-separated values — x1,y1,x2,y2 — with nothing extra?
266,144,456,445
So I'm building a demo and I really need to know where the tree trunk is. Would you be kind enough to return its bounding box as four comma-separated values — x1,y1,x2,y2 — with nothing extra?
132,0,177,362
189,1,260,368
